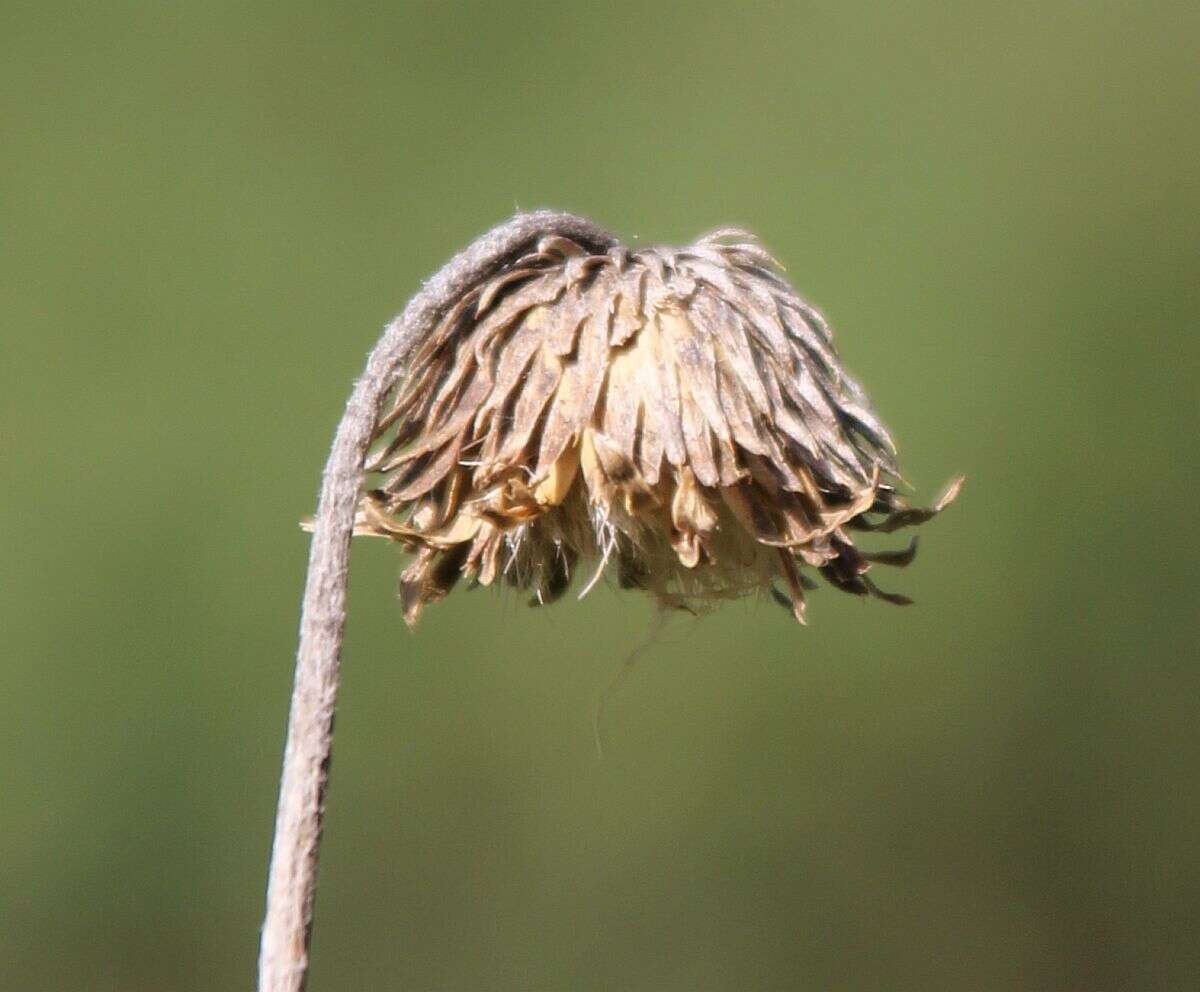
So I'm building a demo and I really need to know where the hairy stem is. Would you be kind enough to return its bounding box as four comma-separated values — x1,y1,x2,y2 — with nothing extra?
258,211,616,992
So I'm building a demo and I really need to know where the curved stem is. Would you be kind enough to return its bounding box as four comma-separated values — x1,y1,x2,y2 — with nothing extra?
258,211,617,992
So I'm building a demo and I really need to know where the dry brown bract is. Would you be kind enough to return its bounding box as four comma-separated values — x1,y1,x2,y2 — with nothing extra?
355,230,962,625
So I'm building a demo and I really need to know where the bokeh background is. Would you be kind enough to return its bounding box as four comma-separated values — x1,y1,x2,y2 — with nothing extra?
3,2,1198,989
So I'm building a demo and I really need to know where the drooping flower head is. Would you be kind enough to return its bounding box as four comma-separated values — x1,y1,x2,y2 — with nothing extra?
356,229,960,625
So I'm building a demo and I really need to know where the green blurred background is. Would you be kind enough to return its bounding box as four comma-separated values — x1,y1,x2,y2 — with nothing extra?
3,2,1198,989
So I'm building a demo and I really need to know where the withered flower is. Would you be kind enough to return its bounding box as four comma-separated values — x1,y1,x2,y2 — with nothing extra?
264,213,959,991
355,229,960,625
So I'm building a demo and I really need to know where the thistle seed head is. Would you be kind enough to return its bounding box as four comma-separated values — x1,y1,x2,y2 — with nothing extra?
356,229,961,625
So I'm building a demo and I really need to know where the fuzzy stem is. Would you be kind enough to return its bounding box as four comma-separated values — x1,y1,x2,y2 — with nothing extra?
258,211,616,992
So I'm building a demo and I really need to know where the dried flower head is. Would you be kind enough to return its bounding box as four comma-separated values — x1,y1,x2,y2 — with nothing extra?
355,229,961,625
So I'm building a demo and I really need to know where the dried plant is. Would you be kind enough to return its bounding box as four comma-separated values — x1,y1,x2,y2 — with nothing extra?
357,229,960,625
259,211,960,992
